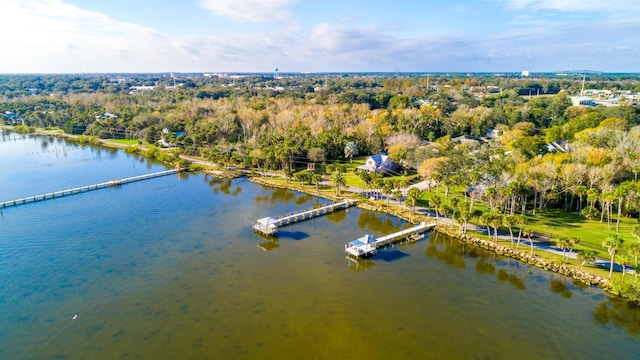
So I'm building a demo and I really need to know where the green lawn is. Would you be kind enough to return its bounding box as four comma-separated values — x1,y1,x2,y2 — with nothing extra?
411,184,640,259
107,139,141,145
526,210,639,257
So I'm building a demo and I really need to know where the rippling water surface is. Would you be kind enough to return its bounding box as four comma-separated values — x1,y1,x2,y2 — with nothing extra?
1,131,640,359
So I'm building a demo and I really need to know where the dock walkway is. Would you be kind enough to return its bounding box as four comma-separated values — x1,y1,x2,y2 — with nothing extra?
253,200,356,236
0,168,184,208
345,222,436,258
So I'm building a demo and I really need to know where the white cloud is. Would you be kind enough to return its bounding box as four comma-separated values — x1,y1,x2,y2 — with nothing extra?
496,0,638,13
0,0,637,73
0,0,206,72
198,0,298,23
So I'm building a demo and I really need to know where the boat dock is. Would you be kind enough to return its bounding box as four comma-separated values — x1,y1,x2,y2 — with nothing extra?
345,222,436,258
0,168,185,208
253,200,356,236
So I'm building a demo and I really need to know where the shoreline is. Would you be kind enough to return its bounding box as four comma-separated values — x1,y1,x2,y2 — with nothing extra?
0,127,617,297
249,175,613,292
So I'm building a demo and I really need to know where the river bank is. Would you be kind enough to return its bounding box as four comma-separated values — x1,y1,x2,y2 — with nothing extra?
249,175,614,294
0,127,621,299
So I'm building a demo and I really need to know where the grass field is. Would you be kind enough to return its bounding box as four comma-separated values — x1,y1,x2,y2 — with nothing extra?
106,139,141,145
409,184,640,259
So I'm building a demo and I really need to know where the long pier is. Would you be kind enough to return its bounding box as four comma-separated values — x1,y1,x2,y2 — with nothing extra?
253,200,356,236
345,222,436,258
0,168,185,208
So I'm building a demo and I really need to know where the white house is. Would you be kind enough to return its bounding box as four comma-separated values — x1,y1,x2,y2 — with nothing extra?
95,112,118,120
358,154,396,173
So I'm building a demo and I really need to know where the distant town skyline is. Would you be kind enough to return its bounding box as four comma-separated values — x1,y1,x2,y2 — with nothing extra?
1,0,638,74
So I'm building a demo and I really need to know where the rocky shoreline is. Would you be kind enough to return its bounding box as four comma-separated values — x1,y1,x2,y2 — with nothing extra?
249,175,614,294
434,223,611,290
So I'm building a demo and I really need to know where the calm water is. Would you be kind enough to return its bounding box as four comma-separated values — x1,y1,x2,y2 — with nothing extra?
1,131,640,359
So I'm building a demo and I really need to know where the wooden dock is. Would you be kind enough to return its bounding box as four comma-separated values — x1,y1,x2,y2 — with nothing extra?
0,168,185,208
345,222,436,258
253,200,356,236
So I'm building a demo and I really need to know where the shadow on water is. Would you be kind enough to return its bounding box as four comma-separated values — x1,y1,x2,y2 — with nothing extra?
593,297,640,337
207,176,243,196
253,187,312,206
294,193,313,206
346,256,377,272
278,230,309,241
428,232,527,290
432,231,640,336
375,249,410,262
550,277,573,298
496,259,526,290
357,211,400,233
325,208,347,224
425,232,466,269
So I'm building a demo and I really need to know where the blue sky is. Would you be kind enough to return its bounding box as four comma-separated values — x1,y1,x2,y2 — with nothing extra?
1,0,638,73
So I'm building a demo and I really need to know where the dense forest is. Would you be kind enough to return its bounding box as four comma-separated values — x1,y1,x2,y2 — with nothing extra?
2,72,640,223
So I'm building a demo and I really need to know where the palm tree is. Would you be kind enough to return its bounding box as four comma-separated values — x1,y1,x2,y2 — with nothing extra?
450,197,460,210
577,250,596,266
294,172,304,187
485,187,497,210
382,181,393,204
392,189,403,204
626,243,640,279
397,178,409,197
330,170,346,196
616,253,631,277
522,228,534,255
490,214,503,243
455,202,471,234
311,173,323,193
482,211,502,243
371,173,384,200
586,187,599,207
284,168,294,184
503,215,518,248
602,233,624,278
556,237,571,263
515,215,528,249
344,141,358,164
614,181,634,232
568,237,581,261
429,194,442,220
631,224,640,243
406,187,422,214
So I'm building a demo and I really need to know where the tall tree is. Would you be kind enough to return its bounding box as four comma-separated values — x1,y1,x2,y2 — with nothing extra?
429,194,442,220
578,250,596,266
406,187,422,214
615,253,631,277
614,181,635,232
557,237,571,263
626,243,640,279
312,173,323,193
602,234,624,278
344,141,358,164
330,169,346,196
503,215,518,248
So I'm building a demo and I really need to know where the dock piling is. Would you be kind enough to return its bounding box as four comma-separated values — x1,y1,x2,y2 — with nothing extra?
253,200,356,236
345,222,436,258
